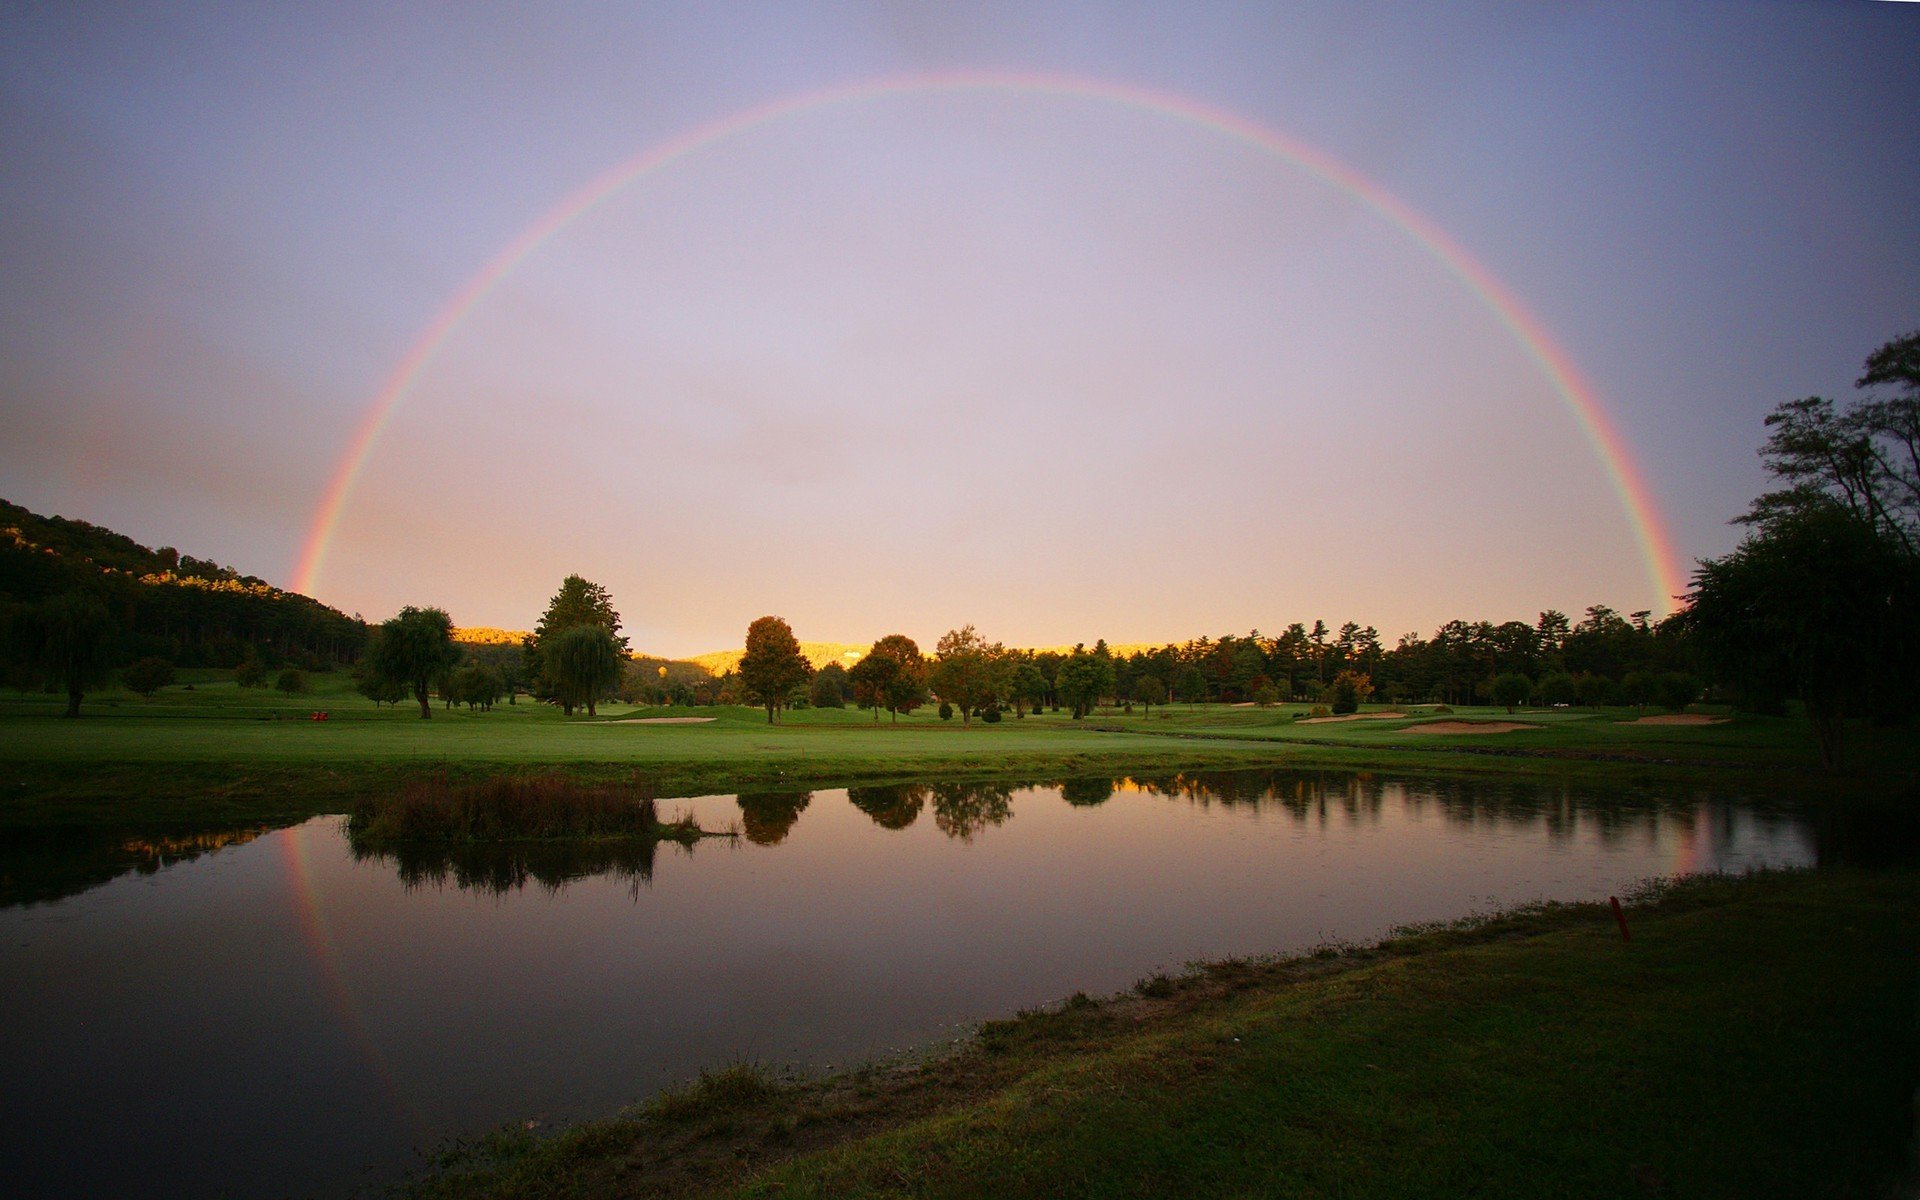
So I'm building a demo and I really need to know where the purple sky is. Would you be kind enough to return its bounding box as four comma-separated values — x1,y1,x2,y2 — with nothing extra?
2,3,1916,656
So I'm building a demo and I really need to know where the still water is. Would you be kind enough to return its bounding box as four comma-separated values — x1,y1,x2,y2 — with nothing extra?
0,769,1816,1198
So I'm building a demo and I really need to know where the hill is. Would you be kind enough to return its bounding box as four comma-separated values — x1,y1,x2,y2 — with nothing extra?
0,497,365,668
687,641,869,676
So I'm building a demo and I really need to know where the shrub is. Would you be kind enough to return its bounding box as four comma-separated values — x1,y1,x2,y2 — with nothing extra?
122,657,174,696
276,668,308,695
1309,704,1332,718
1431,704,1453,715
938,701,953,721
1656,672,1702,711
981,703,1002,724
234,657,266,688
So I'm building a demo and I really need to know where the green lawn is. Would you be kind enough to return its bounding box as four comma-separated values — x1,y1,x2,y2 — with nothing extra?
402,868,1920,1199
1,676,1911,829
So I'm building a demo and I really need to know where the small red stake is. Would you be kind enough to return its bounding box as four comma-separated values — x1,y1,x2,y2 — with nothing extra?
1609,895,1631,942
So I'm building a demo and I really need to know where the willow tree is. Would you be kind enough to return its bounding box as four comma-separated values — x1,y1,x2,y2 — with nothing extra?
34,593,115,718
366,606,460,719
544,624,623,716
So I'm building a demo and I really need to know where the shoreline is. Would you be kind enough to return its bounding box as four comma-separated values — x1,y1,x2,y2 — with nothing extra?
396,868,1920,1199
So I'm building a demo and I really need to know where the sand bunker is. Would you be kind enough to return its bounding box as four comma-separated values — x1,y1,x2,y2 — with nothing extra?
1297,711,1407,725
609,716,716,725
1404,720,1541,735
1624,714,1730,726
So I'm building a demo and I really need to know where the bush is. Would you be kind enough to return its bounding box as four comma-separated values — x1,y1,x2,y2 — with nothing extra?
1309,705,1332,718
122,657,175,696
1656,672,1701,712
275,668,308,695
1431,704,1453,715
982,703,1002,724
234,657,266,688
1537,671,1578,707
1574,674,1617,707
938,701,953,721
1491,672,1533,713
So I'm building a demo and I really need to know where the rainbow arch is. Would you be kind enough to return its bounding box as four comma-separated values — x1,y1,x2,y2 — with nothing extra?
294,68,1685,610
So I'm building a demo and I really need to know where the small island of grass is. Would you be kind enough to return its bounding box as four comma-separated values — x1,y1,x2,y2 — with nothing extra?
346,773,729,846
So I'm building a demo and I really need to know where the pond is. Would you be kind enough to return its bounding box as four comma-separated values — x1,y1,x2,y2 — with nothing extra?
0,768,1820,1198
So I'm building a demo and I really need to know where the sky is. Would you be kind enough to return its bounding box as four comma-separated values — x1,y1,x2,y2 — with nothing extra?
1,2,1916,657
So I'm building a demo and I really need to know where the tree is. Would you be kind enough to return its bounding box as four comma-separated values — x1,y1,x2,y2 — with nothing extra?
1327,669,1373,715
1536,671,1577,707
122,657,174,697
276,668,309,695
930,625,1004,728
544,625,623,716
365,606,460,719
849,636,929,722
1056,645,1115,719
1683,503,1915,768
809,662,849,708
1132,674,1166,716
234,655,266,688
33,593,114,717
1740,329,1919,556
739,616,812,723
356,670,407,707
1490,672,1532,713
1010,662,1047,716
532,575,627,700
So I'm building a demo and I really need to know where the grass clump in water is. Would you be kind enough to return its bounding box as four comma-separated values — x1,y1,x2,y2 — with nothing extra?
348,772,702,843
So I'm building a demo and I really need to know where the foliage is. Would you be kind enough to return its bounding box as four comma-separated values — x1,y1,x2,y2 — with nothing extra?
543,625,623,717
530,575,626,702
939,701,953,721
931,625,1006,727
1328,670,1373,715
1132,674,1166,714
1056,645,1115,719
809,662,848,708
1490,672,1531,713
447,661,506,711
356,669,407,707
1740,328,1919,556
275,668,308,695
850,636,928,722
29,592,114,717
0,497,365,669
1683,503,1916,768
1536,671,1577,707
121,656,174,696
365,606,461,719
738,616,812,724
234,656,266,688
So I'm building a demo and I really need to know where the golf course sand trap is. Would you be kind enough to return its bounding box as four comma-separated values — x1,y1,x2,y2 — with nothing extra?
1405,721,1541,735
1624,714,1730,726
610,717,717,725
1297,712,1407,725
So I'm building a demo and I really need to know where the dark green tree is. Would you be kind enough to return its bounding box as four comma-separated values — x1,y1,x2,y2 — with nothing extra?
1056,645,1115,719
544,625,623,716
122,656,174,697
1490,672,1532,714
34,593,114,717
809,661,849,708
1684,504,1916,768
365,606,460,719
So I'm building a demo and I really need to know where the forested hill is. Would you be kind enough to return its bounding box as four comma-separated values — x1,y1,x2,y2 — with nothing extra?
0,497,366,668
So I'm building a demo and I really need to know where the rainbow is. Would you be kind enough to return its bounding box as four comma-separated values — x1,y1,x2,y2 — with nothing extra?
294,69,1686,610
278,822,420,1125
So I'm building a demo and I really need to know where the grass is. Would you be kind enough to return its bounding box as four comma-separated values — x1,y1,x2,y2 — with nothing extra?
345,773,720,844
394,868,1920,1199
1,674,1914,830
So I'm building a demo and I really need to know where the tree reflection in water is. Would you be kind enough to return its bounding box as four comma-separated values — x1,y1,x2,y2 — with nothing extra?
735,791,812,846
347,835,674,897
847,784,926,830
929,782,1014,842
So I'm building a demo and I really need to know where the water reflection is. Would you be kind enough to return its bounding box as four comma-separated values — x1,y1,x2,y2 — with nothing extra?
736,790,812,845
346,836,676,896
929,781,1014,842
847,784,925,830
0,825,271,907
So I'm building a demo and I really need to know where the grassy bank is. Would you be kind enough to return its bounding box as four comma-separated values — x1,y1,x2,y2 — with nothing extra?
401,868,1919,1199
2,675,1914,830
